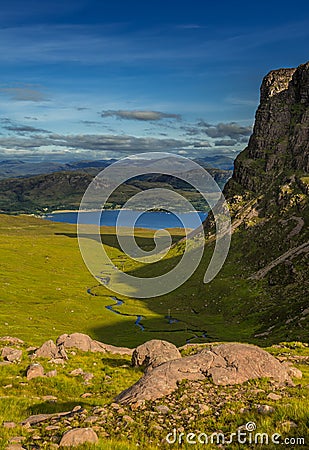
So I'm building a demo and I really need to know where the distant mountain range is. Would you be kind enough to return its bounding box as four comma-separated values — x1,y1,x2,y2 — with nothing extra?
0,159,232,214
0,155,234,179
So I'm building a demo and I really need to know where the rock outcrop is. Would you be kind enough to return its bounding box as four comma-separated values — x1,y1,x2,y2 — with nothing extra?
33,333,133,360
204,62,309,341
116,343,292,404
226,62,309,196
34,339,67,360
56,332,133,356
132,339,181,371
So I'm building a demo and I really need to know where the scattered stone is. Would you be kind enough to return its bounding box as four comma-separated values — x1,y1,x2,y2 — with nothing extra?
152,424,163,431
111,402,120,410
21,409,77,426
1,347,22,362
122,415,134,423
286,366,303,379
257,404,275,414
6,445,26,450
72,406,83,412
8,438,25,444
0,336,24,345
59,428,99,447
116,343,292,404
70,368,84,376
42,395,57,402
3,421,16,428
26,346,37,352
83,372,94,382
155,405,170,414
48,358,66,365
8,435,25,443
26,363,44,380
251,388,265,394
45,370,57,378
45,425,61,431
198,404,211,414
92,406,105,414
239,407,250,414
132,339,181,371
267,393,282,400
84,416,98,424
81,393,92,398
280,420,298,430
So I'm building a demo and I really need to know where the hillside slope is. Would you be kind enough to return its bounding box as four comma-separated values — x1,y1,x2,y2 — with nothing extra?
0,166,231,213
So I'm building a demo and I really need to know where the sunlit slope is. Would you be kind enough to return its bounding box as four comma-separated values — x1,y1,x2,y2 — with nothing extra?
1,213,307,347
0,214,183,346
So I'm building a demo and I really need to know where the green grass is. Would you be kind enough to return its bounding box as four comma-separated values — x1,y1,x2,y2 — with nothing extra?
0,214,308,449
0,342,308,449
0,212,307,347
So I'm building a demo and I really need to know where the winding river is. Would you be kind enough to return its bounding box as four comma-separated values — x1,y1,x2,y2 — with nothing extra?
87,285,208,343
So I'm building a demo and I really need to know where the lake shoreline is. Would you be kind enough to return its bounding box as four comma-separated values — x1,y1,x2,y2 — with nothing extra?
43,209,208,230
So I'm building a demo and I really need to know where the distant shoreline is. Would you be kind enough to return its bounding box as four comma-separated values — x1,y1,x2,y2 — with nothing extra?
50,208,208,214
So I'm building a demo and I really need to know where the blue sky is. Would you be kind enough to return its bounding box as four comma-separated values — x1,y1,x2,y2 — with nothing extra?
0,0,308,162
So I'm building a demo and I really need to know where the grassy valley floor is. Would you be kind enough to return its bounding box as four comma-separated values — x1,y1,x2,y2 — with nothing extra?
0,214,308,448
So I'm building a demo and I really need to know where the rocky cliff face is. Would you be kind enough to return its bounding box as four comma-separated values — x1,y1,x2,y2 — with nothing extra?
226,62,309,196
210,62,309,342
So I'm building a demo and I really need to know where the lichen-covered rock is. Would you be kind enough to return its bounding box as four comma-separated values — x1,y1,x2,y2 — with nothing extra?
116,343,292,404
132,339,181,371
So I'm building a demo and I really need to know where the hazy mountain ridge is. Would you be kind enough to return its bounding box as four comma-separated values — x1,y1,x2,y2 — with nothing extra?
0,155,234,179
0,164,232,214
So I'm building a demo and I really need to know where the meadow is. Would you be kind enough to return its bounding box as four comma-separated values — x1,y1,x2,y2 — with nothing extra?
0,214,308,448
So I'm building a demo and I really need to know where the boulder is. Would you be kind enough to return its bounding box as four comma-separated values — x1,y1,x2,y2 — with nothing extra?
35,340,67,360
26,363,44,380
132,339,181,371
116,343,292,404
0,336,24,345
56,333,92,352
56,332,133,356
59,428,98,447
206,343,292,385
91,340,133,356
45,370,57,378
1,347,22,362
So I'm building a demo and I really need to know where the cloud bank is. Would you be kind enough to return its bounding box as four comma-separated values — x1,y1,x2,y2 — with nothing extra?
101,110,181,121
